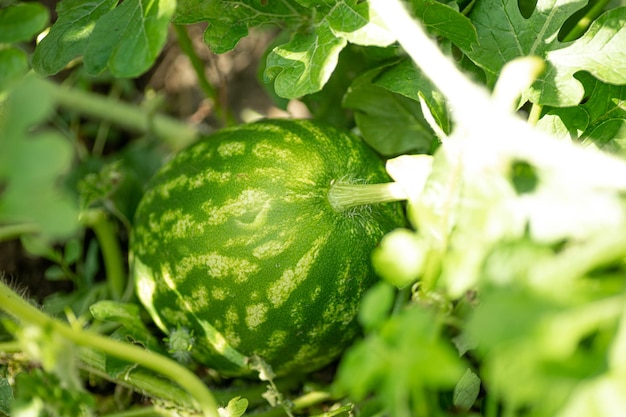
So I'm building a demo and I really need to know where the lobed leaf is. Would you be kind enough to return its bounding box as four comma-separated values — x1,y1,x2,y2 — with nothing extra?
174,0,306,53
537,72,626,148
466,0,626,106
0,77,79,240
265,20,348,98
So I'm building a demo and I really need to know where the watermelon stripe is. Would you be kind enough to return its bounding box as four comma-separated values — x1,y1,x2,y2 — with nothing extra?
131,119,405,377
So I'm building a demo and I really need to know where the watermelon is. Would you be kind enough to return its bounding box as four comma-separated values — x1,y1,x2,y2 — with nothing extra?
130,119,405,377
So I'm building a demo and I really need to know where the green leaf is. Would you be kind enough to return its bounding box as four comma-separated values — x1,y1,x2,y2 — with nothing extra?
265,20,348,98
89,300,166,376
174,0,305,53
374,58,452,136
538,72,626,149
325,0,395,47
11,370,94,417
335,306,465,415
0,3,48,43
0,376,12,416
84,0,176,77
408,0,478,50
453,368,481,411
218,396,249,417
0,77,79,240
32,0,118,76
467,0,626,106
358,281,395,331
343,63,439,155
0,48,28,93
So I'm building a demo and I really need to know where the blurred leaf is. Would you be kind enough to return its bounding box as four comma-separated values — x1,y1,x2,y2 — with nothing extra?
32,0,118,76
0,48,28,94
335,306,464,415
466,286,617,414
0,3,48,43
84,0,176,77
11,369,94,417
218,396,248,417
358,281,395,332
372,228,426,288
0,77,79,240
466,0,626,106
556,374,626,417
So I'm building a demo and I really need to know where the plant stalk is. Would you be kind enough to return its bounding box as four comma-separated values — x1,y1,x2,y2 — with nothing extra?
80,209,126,301
327,182,407,212
44,79,199,151
0,280,220,417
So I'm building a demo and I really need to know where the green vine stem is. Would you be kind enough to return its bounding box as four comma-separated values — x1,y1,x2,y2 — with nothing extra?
80,209,126,301
327,182,407,212
0,223,39,243
0,280,220,417
173,24,234,126
44,78,199,151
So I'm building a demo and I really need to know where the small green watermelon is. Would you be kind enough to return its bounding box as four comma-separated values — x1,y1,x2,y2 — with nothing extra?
131,119,405,377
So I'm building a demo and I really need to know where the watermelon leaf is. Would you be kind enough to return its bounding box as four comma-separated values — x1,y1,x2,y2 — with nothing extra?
0,2,48,43
466,0,626,106
537,72,626,149
32,0,118,76
343,63,440,156
407,0,477,50
0,77,79,241
0,48,28,93
83,0,175,77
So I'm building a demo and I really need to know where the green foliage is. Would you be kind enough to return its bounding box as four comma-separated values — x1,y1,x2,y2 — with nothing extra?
1,0,626,416
465,0,626,106
0,77,79,241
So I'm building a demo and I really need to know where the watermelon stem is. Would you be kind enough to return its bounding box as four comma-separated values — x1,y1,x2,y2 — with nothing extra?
327,182,408,212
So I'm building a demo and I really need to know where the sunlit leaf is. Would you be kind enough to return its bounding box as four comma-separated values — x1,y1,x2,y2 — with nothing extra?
84,0,175,77
466,0,626,106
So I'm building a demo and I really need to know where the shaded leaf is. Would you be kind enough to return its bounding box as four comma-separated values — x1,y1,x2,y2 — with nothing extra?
374,58,452,136
32,0,118,76
343,64,439,155
174,0,305,53
0,77,79,240
0,48,28,93
0,3,48,43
